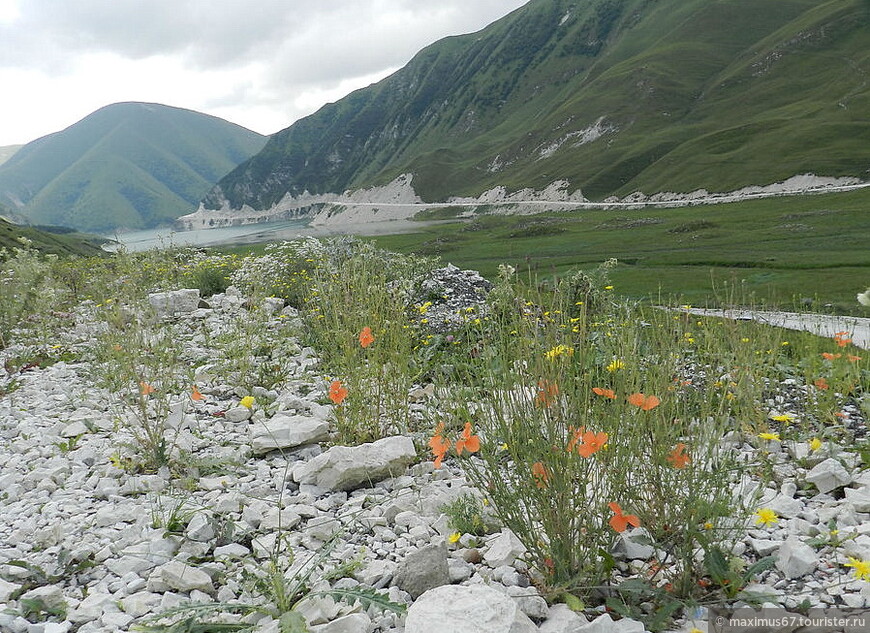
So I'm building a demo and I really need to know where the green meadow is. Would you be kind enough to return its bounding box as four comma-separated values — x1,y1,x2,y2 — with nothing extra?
361,188,870,311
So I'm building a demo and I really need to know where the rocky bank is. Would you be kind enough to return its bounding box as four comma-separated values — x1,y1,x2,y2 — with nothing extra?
1,282,869,633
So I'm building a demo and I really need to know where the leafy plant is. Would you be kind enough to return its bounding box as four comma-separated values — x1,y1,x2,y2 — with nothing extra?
442,492,498,536
135,530,405,633
702,547,776,600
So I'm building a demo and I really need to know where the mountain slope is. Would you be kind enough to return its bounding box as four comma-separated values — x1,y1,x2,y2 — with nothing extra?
203,0,870,213
0,204,107,259
0,103,268,232
0,145,22,167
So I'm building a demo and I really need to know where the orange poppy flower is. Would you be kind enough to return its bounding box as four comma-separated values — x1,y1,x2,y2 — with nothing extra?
666,442,691,469
429,422,451,468
535,380,559,408
628,392,660,411
359,326,375,348
191,385,205,401
576,430,608,458
847,355,862,363
835,411,850,419
834,332,852,347
592,387,616,399
608,502,641,533
455,422,481,455
139,381,155,395
532,461,550,488
821,352,841,360
329,380,348,404
813,378,829,390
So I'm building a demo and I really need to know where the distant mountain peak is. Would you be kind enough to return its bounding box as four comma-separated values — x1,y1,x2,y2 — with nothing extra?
0,102,268,232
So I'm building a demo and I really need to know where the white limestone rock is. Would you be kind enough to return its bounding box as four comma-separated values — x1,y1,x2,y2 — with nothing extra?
484,529,527,568
844,487,870,512
148,289,201,320
251,415,329,455
392,543,450,599
0,578,19,602
577,613,645,633
504,585,549,620
155,560,214,594
19,585,67,614
294,436,416,491
185,513,216,542
806,458,852,494
405,584,538,633
224,405,253,423
612,528,655,560
776,537,819,579
121,591,161,618
539,604,589,633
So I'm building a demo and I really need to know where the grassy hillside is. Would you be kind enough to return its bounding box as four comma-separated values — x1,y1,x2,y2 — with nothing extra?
206,0,870,211
361,188,870,310
0,213,107,259
0,103,267,232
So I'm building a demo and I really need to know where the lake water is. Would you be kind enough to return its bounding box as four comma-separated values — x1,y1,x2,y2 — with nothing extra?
104,218,434,251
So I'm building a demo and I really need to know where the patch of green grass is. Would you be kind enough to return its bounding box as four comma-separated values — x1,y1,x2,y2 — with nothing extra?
366,188,870,311
0,217,108,258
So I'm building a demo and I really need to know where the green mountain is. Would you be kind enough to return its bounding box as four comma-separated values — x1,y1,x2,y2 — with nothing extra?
0,145,22,167
204,0,870,213
0,102,267,232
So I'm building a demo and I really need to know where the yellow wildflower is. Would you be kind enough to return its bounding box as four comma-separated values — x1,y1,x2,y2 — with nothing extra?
809,438,823,452
758,432,780,441
844,557,870,581
544,345,574,360
755,508,779,527
605,359,625,373
770,414,795,424
448,532,461,544
240,396,256,409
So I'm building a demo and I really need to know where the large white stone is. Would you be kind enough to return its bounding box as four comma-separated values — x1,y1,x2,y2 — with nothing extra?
577,613,645,633
806,458,852,494
121,591,162,618
224,405,253,423
844,487,870,512
0,578,18,602
484,529,527,567
251,415,330,455
294,436,416,491
156,560,214,594
405,584,537,633
539,604,589,633
185,513,216,542
775,537,819,579
392,543,450,599
148,289,201,319
19,585,66,614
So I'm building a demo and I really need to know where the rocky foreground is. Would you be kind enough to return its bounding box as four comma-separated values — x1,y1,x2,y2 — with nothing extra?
1,286,869,633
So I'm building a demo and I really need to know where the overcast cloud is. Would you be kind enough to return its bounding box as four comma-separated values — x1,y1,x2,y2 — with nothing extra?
0,0,529,145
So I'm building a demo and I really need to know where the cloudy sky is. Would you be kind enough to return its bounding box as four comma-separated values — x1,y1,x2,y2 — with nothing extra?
0,0,529,146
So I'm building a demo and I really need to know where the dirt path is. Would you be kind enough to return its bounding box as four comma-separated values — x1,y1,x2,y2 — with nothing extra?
680,308,870,349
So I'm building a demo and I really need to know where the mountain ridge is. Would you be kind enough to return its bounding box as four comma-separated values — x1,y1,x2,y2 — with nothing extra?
198,0,870,219
0,102,268,232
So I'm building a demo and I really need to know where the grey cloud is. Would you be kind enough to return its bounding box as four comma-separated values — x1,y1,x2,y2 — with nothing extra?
2,1,528,80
